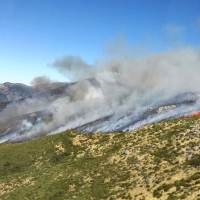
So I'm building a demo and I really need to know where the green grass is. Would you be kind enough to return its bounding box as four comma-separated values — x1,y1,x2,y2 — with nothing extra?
1,117,200,199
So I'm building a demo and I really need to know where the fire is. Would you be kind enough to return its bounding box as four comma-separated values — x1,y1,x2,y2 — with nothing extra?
188,112,200,118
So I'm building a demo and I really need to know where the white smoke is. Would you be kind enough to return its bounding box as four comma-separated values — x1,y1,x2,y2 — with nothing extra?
1,47,200,143
0,98,49,120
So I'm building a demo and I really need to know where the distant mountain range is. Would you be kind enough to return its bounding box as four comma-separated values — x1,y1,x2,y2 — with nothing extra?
0,82,68,103
0,82,33,102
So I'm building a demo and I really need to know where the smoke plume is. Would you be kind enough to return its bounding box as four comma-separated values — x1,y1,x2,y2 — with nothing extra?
31,76,52,85
1,47,200,143
51,55,94,81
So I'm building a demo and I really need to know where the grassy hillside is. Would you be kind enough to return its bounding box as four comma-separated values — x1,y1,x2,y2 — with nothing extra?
1,117,200,200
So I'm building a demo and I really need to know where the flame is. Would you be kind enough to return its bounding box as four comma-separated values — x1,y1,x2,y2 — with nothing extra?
188,112,200,118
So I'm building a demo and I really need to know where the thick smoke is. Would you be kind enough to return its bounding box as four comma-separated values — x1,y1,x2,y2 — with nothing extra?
31,76,53,85
0,98,49,120
51,55,95,81
53,47,200,94
1,47,200,142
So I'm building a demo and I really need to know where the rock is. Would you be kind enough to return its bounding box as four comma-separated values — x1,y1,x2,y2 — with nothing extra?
133,163,140,169
145,177,152,183
187,149,193,154
190,132,197,136
187,156,192,161
124,150,130,155
193,146,199,151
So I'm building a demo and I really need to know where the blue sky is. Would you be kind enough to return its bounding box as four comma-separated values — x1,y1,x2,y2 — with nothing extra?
0,0,200,85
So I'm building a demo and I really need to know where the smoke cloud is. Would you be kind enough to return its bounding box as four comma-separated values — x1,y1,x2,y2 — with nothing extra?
1,47,200,143
51,55,94,81
31,76,53,85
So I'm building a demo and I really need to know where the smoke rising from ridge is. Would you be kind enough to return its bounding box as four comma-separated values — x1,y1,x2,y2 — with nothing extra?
31,76,53,85
1,47,200,143
52,47,200,93
51,55,94,81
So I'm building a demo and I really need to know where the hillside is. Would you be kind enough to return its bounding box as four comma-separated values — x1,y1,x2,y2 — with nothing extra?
0,82,34,102
0,82,69,104
1,116,200,200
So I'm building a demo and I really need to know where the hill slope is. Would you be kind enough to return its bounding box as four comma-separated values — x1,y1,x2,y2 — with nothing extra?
1,116,200,200
0,82,34,102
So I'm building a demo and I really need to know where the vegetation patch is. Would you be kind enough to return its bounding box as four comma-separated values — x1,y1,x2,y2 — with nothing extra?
1,117,200,199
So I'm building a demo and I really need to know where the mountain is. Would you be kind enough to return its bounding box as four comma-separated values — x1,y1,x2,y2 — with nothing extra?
0,116,200,200
0,81,72,112
0,91,7,103
0,82,69,103
0,82,34,102
31,82,70,94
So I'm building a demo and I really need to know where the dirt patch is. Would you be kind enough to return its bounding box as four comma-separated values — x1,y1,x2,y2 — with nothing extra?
0,177,35,195
55,142,65,153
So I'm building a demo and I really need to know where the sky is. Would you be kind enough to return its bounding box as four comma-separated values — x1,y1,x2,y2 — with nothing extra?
0,0,200,85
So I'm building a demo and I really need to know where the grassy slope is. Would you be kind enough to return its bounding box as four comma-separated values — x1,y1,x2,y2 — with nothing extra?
1,117,200,200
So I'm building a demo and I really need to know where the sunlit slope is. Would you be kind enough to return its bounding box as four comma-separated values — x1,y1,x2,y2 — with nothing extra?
1,117,200,200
